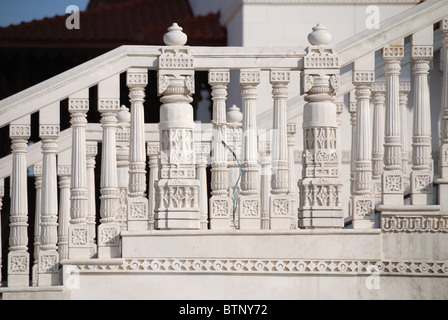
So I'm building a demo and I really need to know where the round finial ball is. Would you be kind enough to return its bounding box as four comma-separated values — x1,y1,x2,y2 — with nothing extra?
163,23,187,46
227,105,243,123
307,24,332,46
117,105,131,123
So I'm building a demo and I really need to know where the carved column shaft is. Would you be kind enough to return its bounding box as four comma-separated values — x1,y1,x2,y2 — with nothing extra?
85,142,97,256
371,83,386,204
32,165,42,286
269,70,292,230
410,40,434,205
239,69,261,230
57,167,71,261
147,144,159,230
38,123,60,286
382,44,405,205
98,98,120,258
399,82,411,189
68,97,90,259
8,121,31,287
127,69,149,231
259,140,271,230
287,123,297,229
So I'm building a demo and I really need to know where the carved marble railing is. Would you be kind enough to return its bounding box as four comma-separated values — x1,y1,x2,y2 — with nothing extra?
0,3,448,290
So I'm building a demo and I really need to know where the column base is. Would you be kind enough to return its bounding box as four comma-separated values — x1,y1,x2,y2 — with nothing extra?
238,195,261,230
127,197,149,231
269,195,292,230
38,251,59,286
382,170,404,206
97,223,121,259
434,179,448,215
410,170,434,205
68,224,91,259
7,251,30,287
298,209,344,229
209,196,233,230
351,196,375,229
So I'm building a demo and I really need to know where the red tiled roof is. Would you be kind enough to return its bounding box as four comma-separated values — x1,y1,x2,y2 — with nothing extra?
0,0,226,47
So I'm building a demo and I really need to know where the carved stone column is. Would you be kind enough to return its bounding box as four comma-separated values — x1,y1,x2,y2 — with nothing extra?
298,25,343,228
399,82,411,191
97,95,120,258
38,118,60,286
68,91,90,259
147,143,159,230
116,105,131,230
196,144,209,230
351,56,375,229
209,69,232,229
382,42,405,205
86,141,97,256
348,90,357,199
259,139,271,230
155,24,200,230
437,18,448,212
8,117,31,287
239,69,261,230
371,82,386,205
127,68,149,231
269,69,291,230
31,164,42,286
410,27,434,205
57,165,71,262
286,123,297,229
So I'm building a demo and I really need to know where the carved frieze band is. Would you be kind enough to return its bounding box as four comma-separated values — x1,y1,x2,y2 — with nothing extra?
73,258,448,276
381,216,448,233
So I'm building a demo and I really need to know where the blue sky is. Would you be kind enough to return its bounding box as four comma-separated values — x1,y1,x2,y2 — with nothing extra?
0,0,90,27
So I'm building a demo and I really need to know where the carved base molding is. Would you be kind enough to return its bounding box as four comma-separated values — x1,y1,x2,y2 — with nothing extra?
71,258,448,276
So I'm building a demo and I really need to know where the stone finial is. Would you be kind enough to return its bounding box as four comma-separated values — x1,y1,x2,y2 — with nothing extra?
117,105,131,123
307,24,332,46
163,23,188,46
227,105,243,123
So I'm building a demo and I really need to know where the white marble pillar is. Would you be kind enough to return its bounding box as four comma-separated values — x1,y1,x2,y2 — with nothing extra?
31,164,42,286
8,116,31,287
239,69,261,230
410,27,434,205
382,42,405,205
371,82,386,205
57,165,71,262
351,55,375,229
286,123,297,229
98,94,120,258
126,68,149,231
38,104,60,286
437,18,448,212
399,82,411,191
68,90,91,259
147,143,159,230
348,90,357,199
209,69,232,229
196,149,209,230
269,69,291,230
259,139,271,230
85,141,97,257
299,25,343,229
116,105,131,230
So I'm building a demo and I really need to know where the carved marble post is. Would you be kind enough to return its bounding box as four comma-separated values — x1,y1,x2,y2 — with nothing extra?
86,141,97,256
371,82,386,205
0,179,4,284
147,142,159,230
31,164,42,286
269,69,291,230
38,104,60,286
399,82,411,190
209,69,232,229
127,68,149,231
348,90,357,200
239,69,261,230
437,18,448,212
410,27,434,205
287,123,297,229
116,105,131,230
97,76,121,258
351,55,375,229
68,89,90,259
382,42,405,205
8,116,31,287
196,144,209,230
259,139,271,229
155,24,200,229
298,25,343,228
57,164,71,262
